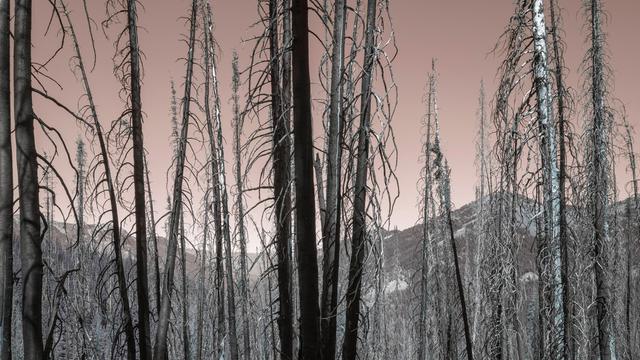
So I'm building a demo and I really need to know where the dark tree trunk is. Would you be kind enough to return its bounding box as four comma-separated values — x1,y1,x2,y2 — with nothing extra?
292,0,321,358
342,0,377,358
588,1,614,359
14,0,44,358
270,0,294,358
0,0,12,357
127,0,151,357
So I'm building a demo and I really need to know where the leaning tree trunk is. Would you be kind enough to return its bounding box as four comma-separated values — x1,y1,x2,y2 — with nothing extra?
152,0,197,358
292,0,321,358
0,0,12,357
14,0,44,358
320,1,347,359
532,1,566,359
127,0,152,357
269,1,294,358
343,0,377,358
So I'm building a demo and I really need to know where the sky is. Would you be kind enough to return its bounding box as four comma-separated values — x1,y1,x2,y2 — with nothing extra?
32,0,640,234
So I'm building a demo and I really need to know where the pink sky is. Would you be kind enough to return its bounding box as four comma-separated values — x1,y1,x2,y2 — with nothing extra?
32,0,640,232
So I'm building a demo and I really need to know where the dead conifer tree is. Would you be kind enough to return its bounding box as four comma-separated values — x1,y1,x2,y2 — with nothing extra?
583,0,615,358
14,0,44,357
292,0,321,358
320,1,347,359
126,0,152,355
343,0,378,358
152,0,198,357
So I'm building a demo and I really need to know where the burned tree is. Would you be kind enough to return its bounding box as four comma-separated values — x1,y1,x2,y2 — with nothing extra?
292,0,321,358
14,0,44,358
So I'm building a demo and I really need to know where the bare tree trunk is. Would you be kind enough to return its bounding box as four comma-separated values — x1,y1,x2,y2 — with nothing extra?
587,1,615,358
0,0,12,357
320,1,346,358
152,1,197,357
417,105,433,360
127,0,152,357
532,1,566,359
548,1,573,357
343,0,377,358
199,6,225,358
202,5,239,359
144,155,162,315
14,1,44,358
231,51,251,360
270,0,294,358
292,0,321,358
196,187,208,360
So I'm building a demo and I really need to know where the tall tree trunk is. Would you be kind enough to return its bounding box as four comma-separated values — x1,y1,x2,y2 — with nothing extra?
127,0,152,357
60,1,136,357
587,1,614,358
199,6,226,358
342,0,377,358
292,0,321,358
417,105,433,360
270,0,294,358
152,0,197,357
231,51,251,360
0,0,12,357
532,1,566,359
320,1,346,358
14,0,44,358
548,0,573,357
203,6,239,360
